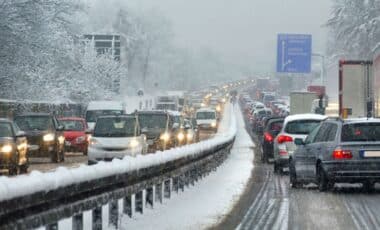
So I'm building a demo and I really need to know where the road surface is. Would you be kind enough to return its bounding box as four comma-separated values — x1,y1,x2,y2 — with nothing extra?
215,111,380,230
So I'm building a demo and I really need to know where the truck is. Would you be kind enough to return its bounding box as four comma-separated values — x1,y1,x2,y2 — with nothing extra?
155,96,179,111
289,92,318,115
256,78,270,90
339,60,373,118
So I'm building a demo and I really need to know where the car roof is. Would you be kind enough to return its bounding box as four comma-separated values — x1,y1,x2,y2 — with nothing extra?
97,115,135,119
16,113,51,117
137,110,168,115
196,108,216,113
0,118,12,123
343,117,380,124
58,117,85,121
285,114,327,123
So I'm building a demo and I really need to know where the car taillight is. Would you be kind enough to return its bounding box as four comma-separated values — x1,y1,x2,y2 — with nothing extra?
264,132,273,142
277,135,293,144
332,149,352,159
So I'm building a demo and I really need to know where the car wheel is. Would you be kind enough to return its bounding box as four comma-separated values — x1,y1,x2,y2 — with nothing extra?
362,181,375,193
19,164,28,174
8,166,18,176
83,148,88,156
274,161,279,173
318,165,331,192
289,160,300,188
60,146,65,162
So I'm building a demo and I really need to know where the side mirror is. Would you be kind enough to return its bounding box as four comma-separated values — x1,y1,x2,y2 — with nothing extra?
173,123,179,129
16,131,26,138
294,138,305,146
85,129,93,135
57,125,64,131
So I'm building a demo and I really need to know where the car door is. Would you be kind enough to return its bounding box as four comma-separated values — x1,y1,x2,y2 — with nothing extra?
304,123,330,179
294,124,320,179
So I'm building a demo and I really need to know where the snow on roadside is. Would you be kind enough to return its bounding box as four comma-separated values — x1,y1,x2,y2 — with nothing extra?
119,105,254,230
0,104,236,202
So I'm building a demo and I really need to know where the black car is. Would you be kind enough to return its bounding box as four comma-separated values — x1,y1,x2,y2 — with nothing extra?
290,118,380,191
137,111,178,152
14,113,65,163
259,117,284,163
0,119,28,175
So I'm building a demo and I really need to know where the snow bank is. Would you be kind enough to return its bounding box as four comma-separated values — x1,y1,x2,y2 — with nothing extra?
0,105,236,202
121,105,254,230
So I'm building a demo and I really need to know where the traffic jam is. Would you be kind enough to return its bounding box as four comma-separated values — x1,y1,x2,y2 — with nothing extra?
0,86,230,175
240,76,380,192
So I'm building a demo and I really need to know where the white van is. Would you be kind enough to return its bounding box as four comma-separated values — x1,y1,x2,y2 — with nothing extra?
85,101,126,130
195,108,218,132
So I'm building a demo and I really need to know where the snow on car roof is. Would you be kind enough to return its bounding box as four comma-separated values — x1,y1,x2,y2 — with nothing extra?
167,110,182,116
196,108,216,113
285,114,327,123
87,101,125,110
343,117,380,123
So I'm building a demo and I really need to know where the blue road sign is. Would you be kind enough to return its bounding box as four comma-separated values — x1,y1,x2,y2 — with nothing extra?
276,34,312,73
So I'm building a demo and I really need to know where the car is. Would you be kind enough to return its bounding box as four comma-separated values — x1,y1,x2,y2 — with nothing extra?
137,110,175,152
176,119,197,145
0,119,28,175
85,100,126,130
58,117,88,155
88,115,147,164
14,113,65,163
290,118,380,191
195,108,218,133
259,117,284,163
273,114,327,173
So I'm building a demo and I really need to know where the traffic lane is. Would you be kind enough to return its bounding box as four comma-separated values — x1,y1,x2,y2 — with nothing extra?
28,152,87,173
198,130,216,141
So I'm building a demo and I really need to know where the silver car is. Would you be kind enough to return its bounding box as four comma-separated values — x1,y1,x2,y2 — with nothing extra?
273,114,327,173
290,118,380,191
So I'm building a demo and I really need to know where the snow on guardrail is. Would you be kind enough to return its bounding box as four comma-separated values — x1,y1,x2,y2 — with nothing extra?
0,105,236,202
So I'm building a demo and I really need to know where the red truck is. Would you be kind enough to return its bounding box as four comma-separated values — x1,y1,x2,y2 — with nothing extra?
307,85,326,97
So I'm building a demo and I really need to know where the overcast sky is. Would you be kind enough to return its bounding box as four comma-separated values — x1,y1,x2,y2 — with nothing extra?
126,0,332,73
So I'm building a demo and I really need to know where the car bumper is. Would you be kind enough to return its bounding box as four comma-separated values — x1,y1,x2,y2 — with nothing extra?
27,143,56,157
275,158,289,167
65,141,87,152
0,154,16,169
88,146,142,163
323,161,380,182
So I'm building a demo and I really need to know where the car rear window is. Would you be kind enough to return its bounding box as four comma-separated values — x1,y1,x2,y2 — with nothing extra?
285,120,321,135
341,123,380,142
269,121,283,132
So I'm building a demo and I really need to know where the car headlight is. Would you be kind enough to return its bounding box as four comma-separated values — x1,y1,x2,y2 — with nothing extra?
160,133,171,142
216,105,221,112
17,142,27,151
177,132,185,141
1,144,13,153
211,122,217,128
129,139,140,148
58,136,65,144
186,132,194,140
43,133,55,142
89,138,99,146
76,136,86,143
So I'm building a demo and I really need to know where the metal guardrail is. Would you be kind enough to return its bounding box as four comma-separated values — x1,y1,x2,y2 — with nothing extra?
0,138,234,230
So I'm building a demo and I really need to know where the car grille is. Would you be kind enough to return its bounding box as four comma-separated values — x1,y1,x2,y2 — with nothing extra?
27,136,42,145
101,147,128,152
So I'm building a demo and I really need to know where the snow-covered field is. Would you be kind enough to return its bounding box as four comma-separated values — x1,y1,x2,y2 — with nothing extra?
120,105,254,230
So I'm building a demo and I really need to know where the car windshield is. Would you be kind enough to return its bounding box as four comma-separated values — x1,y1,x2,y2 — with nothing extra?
0,122,13,137
86,110,123,123
196,112,215,120
138,114,167,130
94,117,136,137
60,120,84,131
342,123,380,142
15,116,53,131
285,120,321,135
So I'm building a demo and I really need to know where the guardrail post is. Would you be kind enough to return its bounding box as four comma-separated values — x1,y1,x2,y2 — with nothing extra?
155,182,163,204
72,213,83,230
109,200,118,228
46,223,58,230
190,168,196,186
179,174,185,192
135,191,143,214
92,206,102,230
185,171,190,187
146,187,154,208
173,177,179,193
123,196,132,218
164,180,171,199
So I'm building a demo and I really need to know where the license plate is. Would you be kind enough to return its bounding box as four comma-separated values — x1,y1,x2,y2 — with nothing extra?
362,151,380,158
65,141,71,146
147,140,154,145
28,145,40,151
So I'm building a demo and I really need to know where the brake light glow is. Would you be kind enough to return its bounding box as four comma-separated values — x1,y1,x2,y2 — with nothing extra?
277,135,293,144
264,132,274,142
332,149,353,159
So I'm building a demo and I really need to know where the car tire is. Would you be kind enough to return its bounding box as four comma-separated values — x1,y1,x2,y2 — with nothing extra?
318,165,331,192
289,160,300,188
83,148,88,156
19,164,28,174
8,166,18,176
274,161,279,173
51,151,59,163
